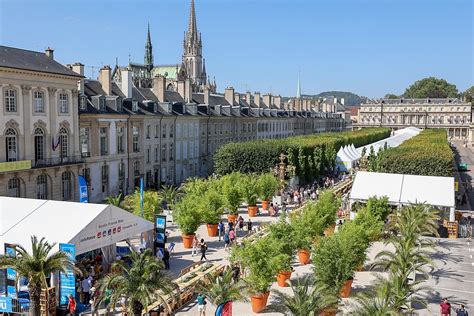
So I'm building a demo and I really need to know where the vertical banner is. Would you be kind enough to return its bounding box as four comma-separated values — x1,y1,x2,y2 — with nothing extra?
0,296,13,313
4,244,17,299
154,215,167,256
140,177,144,217
59,243,76,305
78,175,89,203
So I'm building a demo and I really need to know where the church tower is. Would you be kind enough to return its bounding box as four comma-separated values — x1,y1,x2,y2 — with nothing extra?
182,0,205,88
144,23,154,76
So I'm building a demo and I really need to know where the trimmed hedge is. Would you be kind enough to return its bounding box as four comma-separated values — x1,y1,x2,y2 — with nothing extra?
214,128,390,181
379,129,454,177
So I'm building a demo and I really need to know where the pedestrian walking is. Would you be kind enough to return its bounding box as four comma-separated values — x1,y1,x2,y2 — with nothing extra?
456,304,468,316
89,287,99,316
238,216,244,234
247,219,253,232
223,230,230,251
162,248,170,269
228,221,234,232
192,235,199,257
440,298,452,316
229,229,236,245
196,292,207,316
81,276,91,305
218,221,225,241
67,294,76,315
200,239,208,261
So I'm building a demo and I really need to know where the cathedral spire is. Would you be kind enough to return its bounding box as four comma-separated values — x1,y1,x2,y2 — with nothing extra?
296,76,301,99
186,0,199,45
144,23,153,72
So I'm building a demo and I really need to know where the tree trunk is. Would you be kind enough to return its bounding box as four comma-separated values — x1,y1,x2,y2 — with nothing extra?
28,284,42,316
132,300,143,316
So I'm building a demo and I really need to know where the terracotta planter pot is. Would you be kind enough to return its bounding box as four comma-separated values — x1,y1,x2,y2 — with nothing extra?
319,307,338,316
339,278,354,298
227,214,238,223
261,200,269,210
250,292,269,313
324,224,336,237
206,223,218,237
181,234,195,249
276,271,292,287
247,205,258,217
298,249,311,265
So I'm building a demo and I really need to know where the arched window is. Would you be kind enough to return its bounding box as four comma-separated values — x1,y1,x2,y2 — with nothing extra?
4,89,17,112
36,174,48,199
34,91,45,112
34,128,45,164
5,128,18,162
61,171,72,200
59,127,68,159
8,178,20,197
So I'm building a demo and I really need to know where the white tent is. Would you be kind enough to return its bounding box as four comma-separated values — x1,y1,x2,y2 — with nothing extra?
356,127,422,157
336,146,355,172
349,171,455,220
0,197,154,256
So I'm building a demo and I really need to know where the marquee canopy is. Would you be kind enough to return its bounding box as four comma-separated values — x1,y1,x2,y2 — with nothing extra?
0,197,154,256
349,171,455,209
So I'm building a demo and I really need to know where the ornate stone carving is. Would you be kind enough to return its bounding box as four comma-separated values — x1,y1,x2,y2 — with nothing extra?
47,87,57,95
71,89,79,98
5,119,19,130
21,85,31,95
33,120,48,132
59,120,70,131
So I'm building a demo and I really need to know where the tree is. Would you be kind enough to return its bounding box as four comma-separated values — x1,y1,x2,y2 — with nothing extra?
98,249,175,315
403,77,458,98
352,276,399,316
0,236,77,316
159,185,182,210
462,86,474,103
384,94,399,99
200,269,246,306
273,276,337,316
106,194,122,207
122,190,162,221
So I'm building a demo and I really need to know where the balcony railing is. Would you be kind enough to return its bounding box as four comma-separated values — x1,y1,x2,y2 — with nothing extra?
33,156,85,168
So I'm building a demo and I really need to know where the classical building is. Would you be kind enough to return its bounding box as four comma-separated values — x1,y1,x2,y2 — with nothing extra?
0,46,84,200
112,0,216,94
356,98,473,141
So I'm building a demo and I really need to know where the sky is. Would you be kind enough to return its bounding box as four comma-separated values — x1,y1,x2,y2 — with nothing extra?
0,0,472,98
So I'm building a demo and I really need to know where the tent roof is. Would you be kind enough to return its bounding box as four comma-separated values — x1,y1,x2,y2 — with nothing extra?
0,197,154,256
349,171,455,208
357,127,421,156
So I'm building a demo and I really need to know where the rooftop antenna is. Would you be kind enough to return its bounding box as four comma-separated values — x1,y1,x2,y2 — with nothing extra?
128,53,131,64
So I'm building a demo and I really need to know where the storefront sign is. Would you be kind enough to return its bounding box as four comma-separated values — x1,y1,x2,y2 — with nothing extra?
0,160,31,173
59,243,76,305
0,296,13,313
4,244,16,299
78,175,89,203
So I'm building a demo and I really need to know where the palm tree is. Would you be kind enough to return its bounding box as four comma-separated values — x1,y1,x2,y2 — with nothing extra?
97,249,175,316
121,190,162,221
273,275,337,316
159,185,182,211
352,276,399,316
0,236,77,316
106,193,122,207
199,268,246,306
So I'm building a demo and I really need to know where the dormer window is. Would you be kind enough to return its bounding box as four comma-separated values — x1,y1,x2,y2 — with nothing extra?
154,103,158,112
116,98,123,112
99,98,105,111
80,96,87,110
132,101,138,112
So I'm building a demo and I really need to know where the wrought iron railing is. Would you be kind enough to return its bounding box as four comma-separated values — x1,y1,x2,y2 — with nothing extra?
32,156,85,168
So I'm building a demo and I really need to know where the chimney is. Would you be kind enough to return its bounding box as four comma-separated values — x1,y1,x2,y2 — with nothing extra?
322,103,328,113
45,47,54,59
274,95,282,109
98,65,112,96
121,68,132,98
263,94,271,108
177,81,185,100
204,86,210,105
234,93,241,105
340,98,345,106
254,92,261,107
152,75,166,102
246,92,252,106
71,62,85,93
224,87,234,105
185,79,192,103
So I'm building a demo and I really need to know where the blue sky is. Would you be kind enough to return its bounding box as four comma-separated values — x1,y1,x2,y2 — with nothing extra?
0,0,472,98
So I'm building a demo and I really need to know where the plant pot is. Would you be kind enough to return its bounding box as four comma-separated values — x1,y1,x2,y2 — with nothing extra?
261,200,269,211
206,223,218,237
324,224,336,237
339,278,353,298
298,249,311,265
181,234,195,249
319,307,338,316
227,214,238,223
250,292,270,313
248,205,258,217
276,271,292,287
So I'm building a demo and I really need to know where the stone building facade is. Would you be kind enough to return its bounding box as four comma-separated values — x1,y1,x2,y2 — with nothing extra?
0,46,84,200
356,98,473,141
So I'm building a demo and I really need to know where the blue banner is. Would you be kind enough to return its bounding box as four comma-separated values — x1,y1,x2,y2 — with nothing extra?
0,296,13,313
59,243,76,305
4,244,16,299
78,175,88,203
140,177,144,217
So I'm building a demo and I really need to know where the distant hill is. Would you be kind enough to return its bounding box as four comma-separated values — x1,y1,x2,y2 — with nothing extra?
282,91,365,107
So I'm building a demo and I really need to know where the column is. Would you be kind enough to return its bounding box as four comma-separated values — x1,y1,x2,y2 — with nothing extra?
21,85,32,160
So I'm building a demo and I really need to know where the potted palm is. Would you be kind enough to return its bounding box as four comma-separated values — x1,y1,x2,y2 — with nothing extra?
239,175,259,217
174,196,202,248
221,173,243,222
200,189,224,237
257,173,279,211
272,254,293,287
200,268,246,306
268,215,295,286
0,236,78,316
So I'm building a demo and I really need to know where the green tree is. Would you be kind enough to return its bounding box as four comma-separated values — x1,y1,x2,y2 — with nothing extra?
122,190,162,221
200,269,246,306
384,94,399,99
0,236,78,316
159,185,183,210
98,249,175,316
403,77,458,98
106,194,122,207
462,86,474,103
352,277,399,316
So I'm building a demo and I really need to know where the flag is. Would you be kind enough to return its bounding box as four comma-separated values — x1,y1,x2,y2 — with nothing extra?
140,177,144,217
215,301,232,316
78,175,88,203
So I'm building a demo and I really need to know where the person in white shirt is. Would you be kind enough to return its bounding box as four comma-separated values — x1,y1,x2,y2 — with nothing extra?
81,276,91,304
